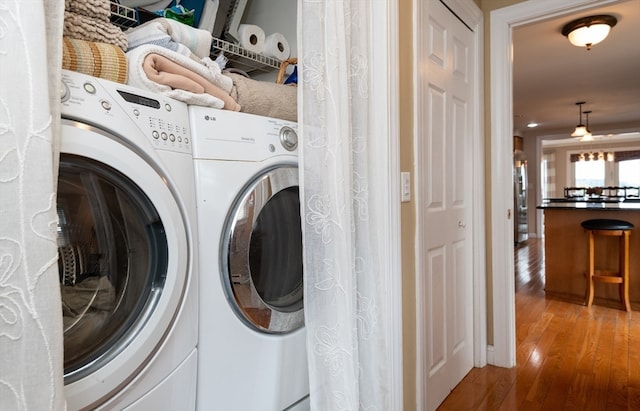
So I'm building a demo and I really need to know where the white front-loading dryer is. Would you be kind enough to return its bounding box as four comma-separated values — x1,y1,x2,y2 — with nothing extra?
189,106,309,411
58,70,198,410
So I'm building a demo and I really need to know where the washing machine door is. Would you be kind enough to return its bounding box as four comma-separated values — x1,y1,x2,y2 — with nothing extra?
222,165,304,333
59,120,189,409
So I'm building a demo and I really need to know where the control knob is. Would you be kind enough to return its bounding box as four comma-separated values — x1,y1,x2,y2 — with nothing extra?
279,126,298,151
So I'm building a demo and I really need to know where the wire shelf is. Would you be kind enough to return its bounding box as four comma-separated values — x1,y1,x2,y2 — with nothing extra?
110,1,137,30
211,37,281,73
107,2,281,74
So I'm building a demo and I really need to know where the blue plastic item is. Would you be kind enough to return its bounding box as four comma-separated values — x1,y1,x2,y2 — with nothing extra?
284,66,298,85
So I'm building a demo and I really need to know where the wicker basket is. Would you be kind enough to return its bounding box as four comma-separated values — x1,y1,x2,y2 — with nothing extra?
276,58,297,85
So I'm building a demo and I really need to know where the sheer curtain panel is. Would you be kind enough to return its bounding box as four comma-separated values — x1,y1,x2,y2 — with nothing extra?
299,1,391,409
0,0,65,409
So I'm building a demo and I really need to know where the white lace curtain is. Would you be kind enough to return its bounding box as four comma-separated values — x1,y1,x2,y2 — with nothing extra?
299,1,391,409
0,1,65,409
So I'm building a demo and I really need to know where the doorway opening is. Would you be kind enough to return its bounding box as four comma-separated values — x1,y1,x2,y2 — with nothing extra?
490,0,628,368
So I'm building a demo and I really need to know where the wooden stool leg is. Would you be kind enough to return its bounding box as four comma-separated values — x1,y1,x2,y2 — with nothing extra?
586,230,595,307
622,231,631,312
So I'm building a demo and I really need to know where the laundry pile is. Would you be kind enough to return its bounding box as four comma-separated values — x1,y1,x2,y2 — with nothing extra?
125,17,297,121
61,2,297,120
61,275,116,361
62,0,129,83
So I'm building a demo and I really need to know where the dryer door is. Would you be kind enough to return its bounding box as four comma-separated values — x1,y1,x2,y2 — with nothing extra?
60,121,189,409
223,165,304,333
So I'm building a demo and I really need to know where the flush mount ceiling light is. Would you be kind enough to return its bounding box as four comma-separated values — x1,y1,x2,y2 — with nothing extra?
562,15,617,50
571,102,588,137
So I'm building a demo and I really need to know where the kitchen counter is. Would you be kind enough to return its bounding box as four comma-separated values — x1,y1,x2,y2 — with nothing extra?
538,201,640,310
538,199,640,209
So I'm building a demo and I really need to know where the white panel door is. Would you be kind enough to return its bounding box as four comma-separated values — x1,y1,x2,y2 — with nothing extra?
415,1,475,410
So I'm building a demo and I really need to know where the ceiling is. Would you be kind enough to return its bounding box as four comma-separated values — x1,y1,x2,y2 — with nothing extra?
512,0,640,142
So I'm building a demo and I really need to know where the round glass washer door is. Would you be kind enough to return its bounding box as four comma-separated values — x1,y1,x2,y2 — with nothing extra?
60,121,189,407
222,165,304,334
58,153,167,382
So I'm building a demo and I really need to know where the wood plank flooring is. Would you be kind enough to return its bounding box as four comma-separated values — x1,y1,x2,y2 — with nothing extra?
437,238,640,410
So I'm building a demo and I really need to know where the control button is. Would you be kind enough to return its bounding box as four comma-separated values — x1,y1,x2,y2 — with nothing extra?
165,103,172,112
279,126,298,151
161,132,168,140
268,144,275,152
133,108,140,117
83,82,96,94
184,137,189,144
169,134,176,142
152,130,160,139
177,136,183,143
100,100,112,111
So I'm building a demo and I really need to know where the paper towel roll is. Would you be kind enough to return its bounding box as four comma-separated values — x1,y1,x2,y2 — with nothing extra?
263,33,291,60
237,24,265,54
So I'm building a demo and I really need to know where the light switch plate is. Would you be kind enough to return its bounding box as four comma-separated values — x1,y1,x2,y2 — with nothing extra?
401,172,411,202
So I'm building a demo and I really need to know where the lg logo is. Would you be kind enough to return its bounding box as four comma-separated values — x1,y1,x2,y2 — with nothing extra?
204,115,217,122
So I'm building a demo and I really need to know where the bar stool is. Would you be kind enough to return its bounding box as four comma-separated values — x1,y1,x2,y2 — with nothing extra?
581,218,634,312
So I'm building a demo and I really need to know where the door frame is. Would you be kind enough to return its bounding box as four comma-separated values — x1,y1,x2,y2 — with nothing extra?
489,0,621,368
371,1,403,409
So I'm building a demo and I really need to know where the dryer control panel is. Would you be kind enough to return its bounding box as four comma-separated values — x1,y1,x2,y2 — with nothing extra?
189,105,299,161
61,70,192,155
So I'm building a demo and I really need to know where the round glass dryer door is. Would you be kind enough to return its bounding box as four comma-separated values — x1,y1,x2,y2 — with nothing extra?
57,153,168,383
223,165,304,333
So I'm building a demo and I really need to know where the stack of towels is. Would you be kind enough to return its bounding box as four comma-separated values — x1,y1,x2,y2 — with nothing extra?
62,0,129,83
125,18,240,111
125,18,297,121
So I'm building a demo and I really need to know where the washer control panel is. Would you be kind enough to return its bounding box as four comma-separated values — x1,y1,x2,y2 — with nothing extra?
60,70,191,155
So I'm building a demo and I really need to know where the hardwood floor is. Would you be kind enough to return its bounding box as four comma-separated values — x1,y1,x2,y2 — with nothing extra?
437,238,640,410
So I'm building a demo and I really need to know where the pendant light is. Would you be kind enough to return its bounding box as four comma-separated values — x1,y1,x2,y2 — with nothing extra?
580,110,593,141
562,15,617,51
571,102,588,137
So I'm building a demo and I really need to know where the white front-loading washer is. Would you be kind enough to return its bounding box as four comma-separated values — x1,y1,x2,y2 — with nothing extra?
58,70,198,410
189,106,310,411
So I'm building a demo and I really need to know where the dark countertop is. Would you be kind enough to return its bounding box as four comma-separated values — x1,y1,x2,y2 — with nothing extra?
537,200,640,210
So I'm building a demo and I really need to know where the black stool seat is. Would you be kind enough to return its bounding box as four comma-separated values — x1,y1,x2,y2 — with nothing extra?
581,219,634,231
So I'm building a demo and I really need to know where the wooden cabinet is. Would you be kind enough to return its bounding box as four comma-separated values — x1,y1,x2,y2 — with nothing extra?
541,205,640,310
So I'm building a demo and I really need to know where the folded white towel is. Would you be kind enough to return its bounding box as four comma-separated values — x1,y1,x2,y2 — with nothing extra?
126,17,212,59
126,44,234,108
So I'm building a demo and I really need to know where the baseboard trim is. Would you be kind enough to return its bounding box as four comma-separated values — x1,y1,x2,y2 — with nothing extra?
487,344,495,365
